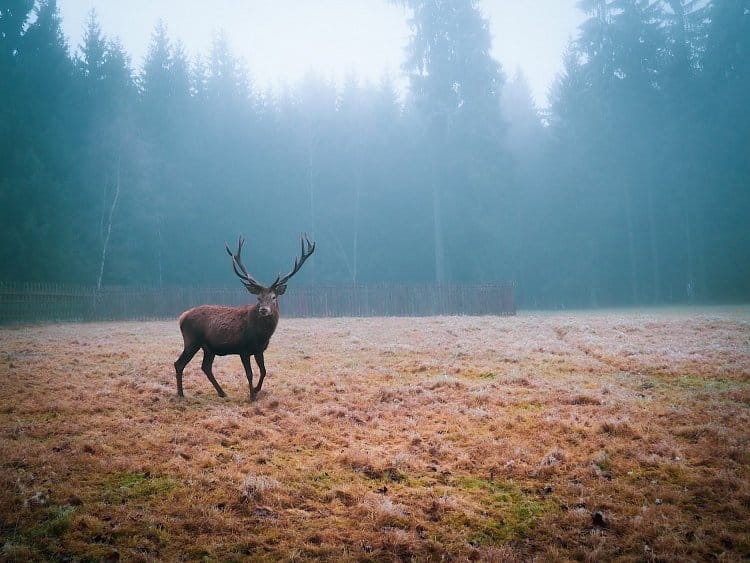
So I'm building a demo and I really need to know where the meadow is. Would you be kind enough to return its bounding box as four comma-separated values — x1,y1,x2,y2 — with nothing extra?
1,309,748,561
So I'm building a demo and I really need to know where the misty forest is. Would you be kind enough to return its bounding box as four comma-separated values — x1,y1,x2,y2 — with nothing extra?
3,2,750,561
1,0,749,307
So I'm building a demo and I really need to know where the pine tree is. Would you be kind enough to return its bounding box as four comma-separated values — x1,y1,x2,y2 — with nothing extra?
0,0,73,281
0,0,34,70
660,0,710,301
397,0,506,282
699,0,750,298
141,20,171,115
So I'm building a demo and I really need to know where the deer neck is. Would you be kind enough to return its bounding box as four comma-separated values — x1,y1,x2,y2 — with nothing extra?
249,304,278,334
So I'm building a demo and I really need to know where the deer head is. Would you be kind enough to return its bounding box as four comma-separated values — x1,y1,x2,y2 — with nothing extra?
225,234,316,317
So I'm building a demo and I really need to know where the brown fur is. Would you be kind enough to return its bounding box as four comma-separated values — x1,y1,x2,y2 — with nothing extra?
174,292,280,400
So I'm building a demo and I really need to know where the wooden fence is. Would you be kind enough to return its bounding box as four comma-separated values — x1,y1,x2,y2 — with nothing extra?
0,282,515,323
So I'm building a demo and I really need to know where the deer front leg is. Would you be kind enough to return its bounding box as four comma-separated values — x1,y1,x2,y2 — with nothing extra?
254,353,267,394
174,343,200,398
201,349,226,397
241,355,256,401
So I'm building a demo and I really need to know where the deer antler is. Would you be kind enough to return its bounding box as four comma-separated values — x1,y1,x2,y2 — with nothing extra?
225,236,265,292
272,233,316,288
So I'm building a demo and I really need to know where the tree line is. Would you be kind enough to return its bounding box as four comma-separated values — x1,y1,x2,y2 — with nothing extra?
0,0,747,307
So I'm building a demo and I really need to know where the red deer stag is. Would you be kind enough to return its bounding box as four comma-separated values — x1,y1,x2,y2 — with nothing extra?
174,235,315,400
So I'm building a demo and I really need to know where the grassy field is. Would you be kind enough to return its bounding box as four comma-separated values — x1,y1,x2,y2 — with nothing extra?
1,309,749,561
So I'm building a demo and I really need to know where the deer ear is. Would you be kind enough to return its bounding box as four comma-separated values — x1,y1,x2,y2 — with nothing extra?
244,283,262,295
275,284,287,296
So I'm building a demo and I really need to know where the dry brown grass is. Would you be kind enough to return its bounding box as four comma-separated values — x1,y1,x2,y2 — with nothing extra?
1,308,749,561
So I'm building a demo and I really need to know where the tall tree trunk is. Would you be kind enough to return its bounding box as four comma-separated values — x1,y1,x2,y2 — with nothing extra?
431,155,446,283
685,199,707,301
156,160,165,288
696,214,707,300
647,187,661,303
97,147,121,290
307,124,316,282
156,218,163,288
623,182,639,304
684,208,695,300
352,162,361,284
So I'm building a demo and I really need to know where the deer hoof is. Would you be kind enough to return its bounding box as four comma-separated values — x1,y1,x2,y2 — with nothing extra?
218,391,227,398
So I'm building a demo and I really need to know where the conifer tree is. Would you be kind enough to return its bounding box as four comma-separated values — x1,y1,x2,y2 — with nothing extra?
396,0,506,282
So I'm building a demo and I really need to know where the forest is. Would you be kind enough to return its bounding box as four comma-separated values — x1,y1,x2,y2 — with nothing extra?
1,0,748,308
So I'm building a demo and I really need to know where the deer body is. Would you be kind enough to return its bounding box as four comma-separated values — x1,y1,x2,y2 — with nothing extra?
174,235,314,400
179,304,277,356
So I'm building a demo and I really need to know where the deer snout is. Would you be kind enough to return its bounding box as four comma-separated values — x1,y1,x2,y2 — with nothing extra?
259,306,272,317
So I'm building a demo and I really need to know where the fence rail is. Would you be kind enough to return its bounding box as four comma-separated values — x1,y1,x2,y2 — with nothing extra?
0,282,515,323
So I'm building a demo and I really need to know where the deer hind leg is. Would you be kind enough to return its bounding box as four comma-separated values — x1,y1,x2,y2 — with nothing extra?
174,343,200,397
253,353,267,394
240,355,256,401
201,348,226,397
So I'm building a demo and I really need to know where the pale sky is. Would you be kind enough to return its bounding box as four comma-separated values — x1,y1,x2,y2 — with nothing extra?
57,1,585,108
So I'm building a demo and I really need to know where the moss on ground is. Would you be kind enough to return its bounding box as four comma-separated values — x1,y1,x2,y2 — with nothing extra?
100,471,177,504
450,476,557,545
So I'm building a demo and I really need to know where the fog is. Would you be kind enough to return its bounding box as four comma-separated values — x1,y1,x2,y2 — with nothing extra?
56,0,583,106
1,0,748,308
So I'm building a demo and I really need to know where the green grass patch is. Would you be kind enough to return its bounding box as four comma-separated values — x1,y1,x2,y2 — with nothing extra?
28,506,76,539
451,476,556,545
314,471,331,483
18,411,60,422
1,541,39,562
674,375,733,390
640,373,735,393
593,450,611,472
5,506,77,562
101,471,176,504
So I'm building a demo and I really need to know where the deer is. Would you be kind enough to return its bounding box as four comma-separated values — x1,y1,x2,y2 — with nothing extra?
174,234,315,401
